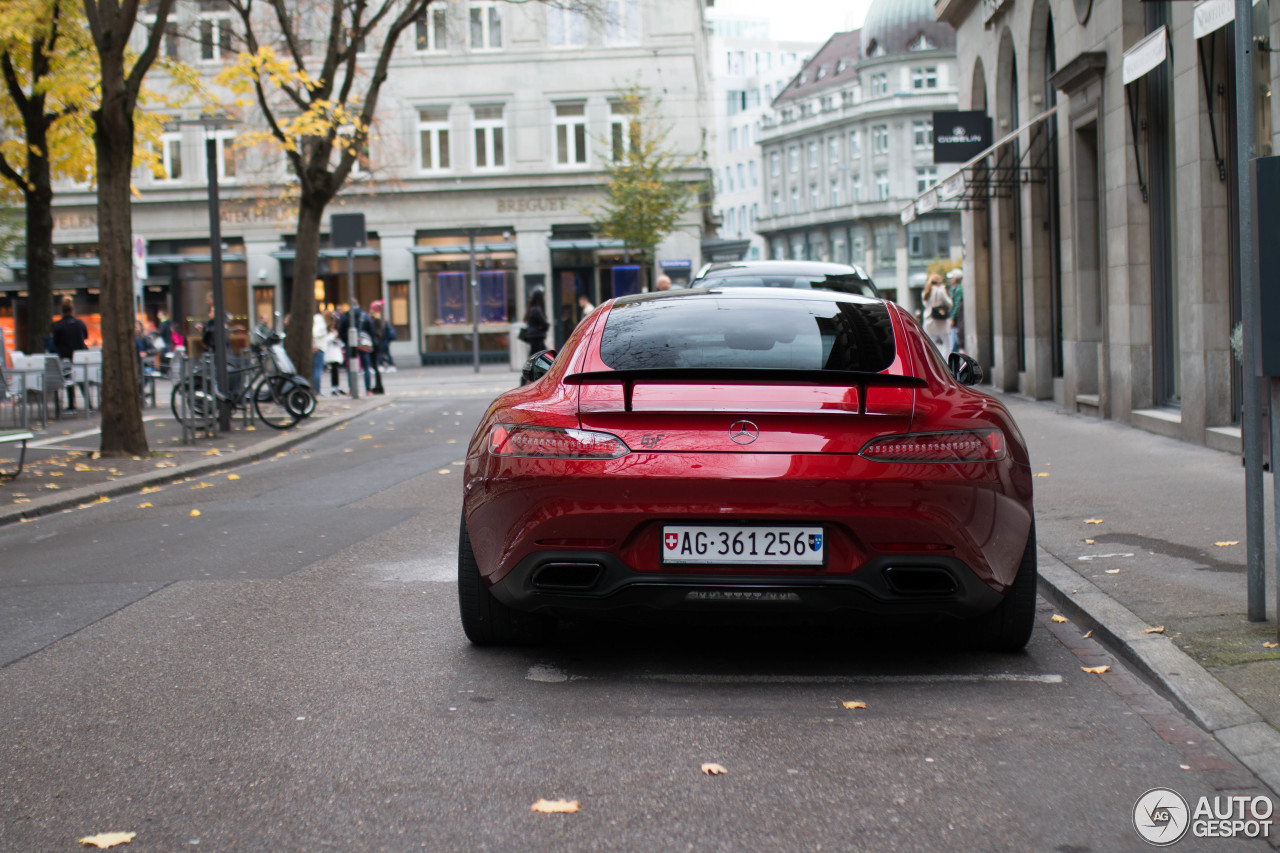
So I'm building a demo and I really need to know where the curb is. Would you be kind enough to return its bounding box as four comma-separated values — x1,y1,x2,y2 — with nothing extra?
1037,549,1280,797
0,396,385,528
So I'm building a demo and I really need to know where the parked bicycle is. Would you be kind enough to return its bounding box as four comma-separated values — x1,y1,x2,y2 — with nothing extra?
171,324,316,430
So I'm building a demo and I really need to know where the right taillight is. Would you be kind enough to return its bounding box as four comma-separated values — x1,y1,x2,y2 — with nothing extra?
488,424,630,459
859,429,1006,463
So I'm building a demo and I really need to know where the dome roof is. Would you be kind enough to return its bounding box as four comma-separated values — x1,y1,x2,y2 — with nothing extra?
861,0,954,58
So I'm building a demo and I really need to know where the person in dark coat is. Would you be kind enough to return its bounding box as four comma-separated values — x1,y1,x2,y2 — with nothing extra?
520,289,549,354
51,296,88,411
337,300,376,393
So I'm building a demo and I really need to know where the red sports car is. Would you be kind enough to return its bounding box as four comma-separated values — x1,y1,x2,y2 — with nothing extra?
460,287,1036,650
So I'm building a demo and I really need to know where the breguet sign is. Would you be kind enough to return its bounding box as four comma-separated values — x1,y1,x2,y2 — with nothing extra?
933,111,993,164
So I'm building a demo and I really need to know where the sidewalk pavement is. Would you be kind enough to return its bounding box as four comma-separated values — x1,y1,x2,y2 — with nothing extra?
2,371,1278,794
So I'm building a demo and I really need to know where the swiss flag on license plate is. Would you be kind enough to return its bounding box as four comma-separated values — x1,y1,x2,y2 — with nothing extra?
664,533,678,550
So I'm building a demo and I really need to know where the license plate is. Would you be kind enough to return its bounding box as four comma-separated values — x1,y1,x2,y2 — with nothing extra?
662,525,825,566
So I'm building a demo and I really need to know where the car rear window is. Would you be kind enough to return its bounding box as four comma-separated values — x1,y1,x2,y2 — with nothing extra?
598,296,896,373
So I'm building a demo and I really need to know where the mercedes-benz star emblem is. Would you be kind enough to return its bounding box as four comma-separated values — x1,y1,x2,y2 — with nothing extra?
729,420,759,445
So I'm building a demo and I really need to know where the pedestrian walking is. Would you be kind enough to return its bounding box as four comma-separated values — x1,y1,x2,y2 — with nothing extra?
371,300,396,372
947,267,965,354
50,296,88,412
311,307,328,393
368,301,388,394
519,289,550,354
337,300,376,394
921,273,952,349
323,312,345,395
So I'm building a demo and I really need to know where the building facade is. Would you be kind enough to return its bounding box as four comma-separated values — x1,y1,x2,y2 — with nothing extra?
1,0,713,362
705,15,819,262
756,0,962,308
932,0,1272,449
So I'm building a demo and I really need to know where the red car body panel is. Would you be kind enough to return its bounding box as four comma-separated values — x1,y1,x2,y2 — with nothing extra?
463,289,1034,624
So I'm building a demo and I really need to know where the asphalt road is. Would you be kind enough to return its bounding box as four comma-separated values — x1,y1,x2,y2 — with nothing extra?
1,389,1275,851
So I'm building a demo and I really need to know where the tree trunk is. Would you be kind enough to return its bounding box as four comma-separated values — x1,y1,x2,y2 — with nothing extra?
284,197,325,375
93,89,146,457
22,113,54,356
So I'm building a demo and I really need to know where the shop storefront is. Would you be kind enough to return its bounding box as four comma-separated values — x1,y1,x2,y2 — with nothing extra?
411,230,517,365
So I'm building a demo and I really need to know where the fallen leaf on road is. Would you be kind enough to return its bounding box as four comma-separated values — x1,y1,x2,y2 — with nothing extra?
1081,666,1110,674
191,482,213,489
1083,631,1093,639
1180,764,1191,770
1085,539,1095,545
359,435,373,440
140,487,160,494
189,509,201,518
1144,626,1165,634
437,469,451,475
154,462,176,469
1051,615,1069,623
701,763,729,775
78,831,135,848
1033,472,1050,478
1105,569,1121,574
137,503,153,509
1264,642,1279,649
841,701,867,710
203,449,222,456
1213,541,1239,547
1084,518,1104,524
531,799,580,813
227,474,240,480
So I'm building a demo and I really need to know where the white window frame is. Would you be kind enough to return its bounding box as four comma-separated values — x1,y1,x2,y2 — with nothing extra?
547,4,585,47
875,170,889,200
469,1,503,50
609,100,639,162
851,174,861,202
828,136,840,165
849,129,861,158
789,186,799,213
199,10,234,62
870,72,888,97
604,0,641,45
417,107,452,172
769,151,779,177
771,191,781,216
473,104,506,170
872,124,889,155
213,130,238,182
554,102,588,167
807,141,818,170
913,120,933,149
415,6,448,52
915,166,938,194
157,132,183,182
829,178,839,207
912,66,939,90
788,146,798,172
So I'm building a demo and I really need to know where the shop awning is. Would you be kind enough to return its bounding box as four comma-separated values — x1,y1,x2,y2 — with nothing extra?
546,238,625,251
270,247,381,260
4,252,248,270
407,241,516,256
901,104,1060,222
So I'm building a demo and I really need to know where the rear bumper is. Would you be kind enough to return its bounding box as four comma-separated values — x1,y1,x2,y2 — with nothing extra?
488,549,1006,622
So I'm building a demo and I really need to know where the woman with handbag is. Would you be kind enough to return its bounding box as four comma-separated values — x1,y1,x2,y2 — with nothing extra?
921,274,952,348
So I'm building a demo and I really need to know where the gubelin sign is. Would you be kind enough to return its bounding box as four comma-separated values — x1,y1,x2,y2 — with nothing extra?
933,111,993,164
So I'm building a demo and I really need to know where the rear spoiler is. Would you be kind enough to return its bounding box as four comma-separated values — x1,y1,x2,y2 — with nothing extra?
564,368,927,414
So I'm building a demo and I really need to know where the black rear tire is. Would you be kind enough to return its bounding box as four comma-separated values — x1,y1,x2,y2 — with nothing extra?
458,512,555,645
968,521,1037,652
171,378,216,427
252,375,300,430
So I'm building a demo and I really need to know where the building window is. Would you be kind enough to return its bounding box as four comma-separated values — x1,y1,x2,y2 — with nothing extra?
872,124,889,154
554,102,588,166
750,203,758,230
915,166,938,193
849,129,860,158
788,146,798,172
851,174,861,201
470,2,502,50
790,186,799,213
724,165,733,192
416,6,447,51
809,182,818,209
875,170,889,200
726,207,736,234
830,178,840,207
727,50,745,75
908,218,950,258
213,130,237,181
199,7,234,61
729,127,738,151
913,120,933,149
604,0,640,45
870,72,888,97
142,12,181,59
157,132,182,181
547,4,585,46
912,66,938,90
737,162,745,190
807,141,817,169
769,151,780,177
874,223,896,266
750,159,758,187
473,105,505,169
610,100,639,162
739,205,747,235
418,107,451,171
772,191,781,216
828,136,840,164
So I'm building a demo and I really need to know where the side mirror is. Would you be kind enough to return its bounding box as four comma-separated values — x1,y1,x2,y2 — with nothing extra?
948,351,984,386
521,349,557,385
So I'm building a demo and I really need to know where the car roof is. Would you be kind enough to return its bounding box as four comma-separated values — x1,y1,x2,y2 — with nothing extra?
691,260,880,298
611,285,885,308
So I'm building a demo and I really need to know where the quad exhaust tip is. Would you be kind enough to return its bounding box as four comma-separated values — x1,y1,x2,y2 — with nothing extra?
532,562,605,591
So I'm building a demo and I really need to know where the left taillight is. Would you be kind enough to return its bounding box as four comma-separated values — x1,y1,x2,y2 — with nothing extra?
859,429,1006,462
488,424,630,459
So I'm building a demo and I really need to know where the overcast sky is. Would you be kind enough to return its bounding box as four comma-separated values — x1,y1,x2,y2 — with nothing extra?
711,0,877,44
